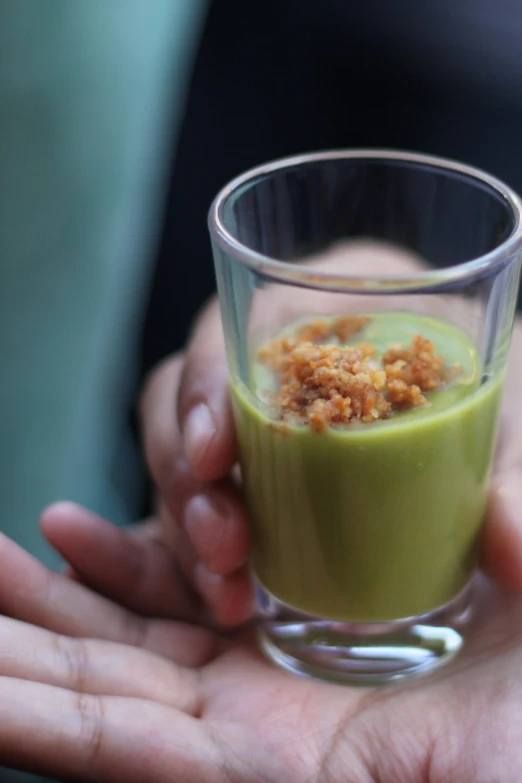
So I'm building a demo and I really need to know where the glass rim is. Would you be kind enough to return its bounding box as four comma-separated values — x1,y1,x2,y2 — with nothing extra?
208,149,522,294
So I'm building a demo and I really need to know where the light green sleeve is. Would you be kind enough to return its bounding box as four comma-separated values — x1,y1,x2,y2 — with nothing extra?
0,0,208,567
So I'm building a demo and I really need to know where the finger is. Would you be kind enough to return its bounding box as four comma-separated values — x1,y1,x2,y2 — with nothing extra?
194,563,254,627
41,502,201,619
184,482,250,576
158,500,253,627
140,353,188,497
481,476,522,591
482,319,522,591
493,319,522,475
0,678,221,783
0,532,217,666
141,356,237,554
177,300,237,481
157,496,199,582
156,455,251,585
0,615,201,714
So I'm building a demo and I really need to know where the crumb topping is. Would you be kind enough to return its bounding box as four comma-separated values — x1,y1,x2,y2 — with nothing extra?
258,317,458,431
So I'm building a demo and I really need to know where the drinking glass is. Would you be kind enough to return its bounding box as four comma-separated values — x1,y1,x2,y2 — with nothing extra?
208,150,522,684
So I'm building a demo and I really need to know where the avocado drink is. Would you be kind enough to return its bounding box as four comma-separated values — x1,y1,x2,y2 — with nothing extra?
232,312,502,623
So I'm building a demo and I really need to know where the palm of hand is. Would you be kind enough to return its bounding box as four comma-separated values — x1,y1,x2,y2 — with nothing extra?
0,528,520,783
201,585,522,783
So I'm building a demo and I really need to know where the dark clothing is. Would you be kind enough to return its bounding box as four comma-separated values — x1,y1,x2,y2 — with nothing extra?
142,0,522,379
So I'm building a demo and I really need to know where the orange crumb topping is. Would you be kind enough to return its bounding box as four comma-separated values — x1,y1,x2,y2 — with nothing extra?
296,316,370,344
258,316,369,374
258,317,458,431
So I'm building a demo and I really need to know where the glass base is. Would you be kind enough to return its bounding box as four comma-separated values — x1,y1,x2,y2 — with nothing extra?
257,580,472,685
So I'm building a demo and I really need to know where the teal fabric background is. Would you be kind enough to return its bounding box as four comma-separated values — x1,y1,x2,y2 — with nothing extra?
0,0,206,779
0,0,206,563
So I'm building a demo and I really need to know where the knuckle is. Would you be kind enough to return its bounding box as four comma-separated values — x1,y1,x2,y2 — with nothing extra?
55,635,90,694
75,691,106,768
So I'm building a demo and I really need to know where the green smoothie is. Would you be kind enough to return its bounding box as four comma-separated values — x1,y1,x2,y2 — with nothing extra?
232,312,503,622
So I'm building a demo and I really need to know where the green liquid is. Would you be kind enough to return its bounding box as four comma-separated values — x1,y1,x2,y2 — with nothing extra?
232,312,503,623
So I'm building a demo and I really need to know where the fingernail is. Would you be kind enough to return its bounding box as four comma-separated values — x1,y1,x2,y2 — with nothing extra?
183,404,216,469
185,494,222,543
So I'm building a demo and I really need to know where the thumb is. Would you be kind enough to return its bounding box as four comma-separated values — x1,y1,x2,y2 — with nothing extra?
481,476,522,591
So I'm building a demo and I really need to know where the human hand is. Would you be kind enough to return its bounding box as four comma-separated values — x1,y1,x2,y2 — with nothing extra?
0,531,521,781
46,241,522,633
34,243,436,629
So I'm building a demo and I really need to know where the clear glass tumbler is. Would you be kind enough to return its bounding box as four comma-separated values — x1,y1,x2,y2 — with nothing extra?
208,150,522,684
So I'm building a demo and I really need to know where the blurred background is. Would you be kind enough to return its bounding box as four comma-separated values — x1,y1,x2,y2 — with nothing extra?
0,0,206,572
2,0,522,779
